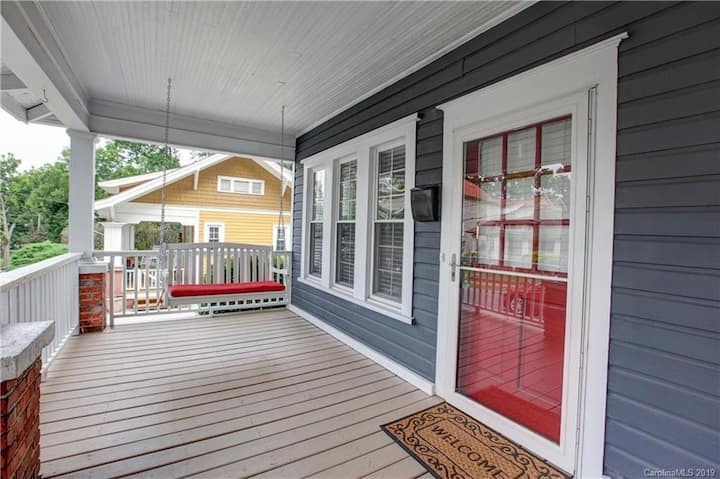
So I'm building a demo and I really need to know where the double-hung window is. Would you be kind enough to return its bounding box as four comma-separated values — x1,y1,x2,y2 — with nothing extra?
300,115,416,323
372,145,406,301
205,223,224,243
335,160,357,287
308,169,325,277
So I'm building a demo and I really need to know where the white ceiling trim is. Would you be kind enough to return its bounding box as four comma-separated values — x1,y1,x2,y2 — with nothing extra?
88,99,295,160
296,1,535,137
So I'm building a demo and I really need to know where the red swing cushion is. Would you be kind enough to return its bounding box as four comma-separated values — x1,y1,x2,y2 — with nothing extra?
168,281,286,298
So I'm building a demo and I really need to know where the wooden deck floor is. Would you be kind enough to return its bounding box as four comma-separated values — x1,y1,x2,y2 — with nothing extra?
40,309,440,479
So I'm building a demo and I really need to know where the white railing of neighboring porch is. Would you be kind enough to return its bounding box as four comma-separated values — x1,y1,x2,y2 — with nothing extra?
0,253,83,370
94,243,291,325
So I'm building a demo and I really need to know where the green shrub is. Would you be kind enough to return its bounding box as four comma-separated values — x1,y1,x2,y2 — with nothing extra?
9,241,68,269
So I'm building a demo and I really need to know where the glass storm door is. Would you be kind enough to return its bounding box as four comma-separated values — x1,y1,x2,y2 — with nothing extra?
456,117,573,444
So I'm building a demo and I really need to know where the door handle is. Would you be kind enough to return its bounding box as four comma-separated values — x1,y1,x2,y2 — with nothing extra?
450,253,458,282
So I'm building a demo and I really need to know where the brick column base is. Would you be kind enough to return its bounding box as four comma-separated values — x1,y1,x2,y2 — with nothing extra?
1,358,41,479
79,272,106,333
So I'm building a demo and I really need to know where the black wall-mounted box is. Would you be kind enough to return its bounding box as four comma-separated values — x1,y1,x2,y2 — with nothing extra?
411,186,440,222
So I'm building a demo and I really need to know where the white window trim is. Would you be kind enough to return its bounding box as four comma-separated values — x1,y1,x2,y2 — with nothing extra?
216,175,265,195
299,114,417,323
435,33,627,478
204,222,225,243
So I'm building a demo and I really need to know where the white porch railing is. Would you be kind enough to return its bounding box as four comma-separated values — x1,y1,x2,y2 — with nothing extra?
94,243,291,325
0,253,82,371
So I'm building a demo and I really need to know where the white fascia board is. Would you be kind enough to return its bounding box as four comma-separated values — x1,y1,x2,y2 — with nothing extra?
88,99,295,160
98,169,177,189
1,92,27,122
0,72,26,91
1,3,88,130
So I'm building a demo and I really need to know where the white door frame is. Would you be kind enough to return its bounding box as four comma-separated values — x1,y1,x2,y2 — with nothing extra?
435,33,626,478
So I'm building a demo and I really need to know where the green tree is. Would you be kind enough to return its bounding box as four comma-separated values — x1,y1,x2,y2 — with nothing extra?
1,140,181,268
93,141,180,199
0,153,20,269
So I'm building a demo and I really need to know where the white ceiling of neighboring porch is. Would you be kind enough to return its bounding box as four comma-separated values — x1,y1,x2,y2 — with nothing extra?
35,1,523,136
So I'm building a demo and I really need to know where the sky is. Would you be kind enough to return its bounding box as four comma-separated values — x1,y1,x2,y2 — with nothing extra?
0,109,196,171
0,109,69,170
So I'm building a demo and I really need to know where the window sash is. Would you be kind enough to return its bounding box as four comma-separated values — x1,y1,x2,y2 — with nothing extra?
334,160,357,287
308,168,325,277
206,224,222,243
309,222,323,276
372,145,406,303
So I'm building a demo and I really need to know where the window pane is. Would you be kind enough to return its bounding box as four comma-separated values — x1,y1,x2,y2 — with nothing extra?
480,137,503,178
390,145,405,170
373,223,403,301
540,173,571,219
338,161,357,221
390,195,404,219
219,179,231,192
311,170,325,221
309,223,323,276
335,223,355,286
233,180,250,194
538,225,569,273
507,127,536,173
208,226,220,242
376,146,406,220
505,177,534,220
504,225,533,269
542,119,572,168
251,181,263,195
379,150,393,174
462,225,500,266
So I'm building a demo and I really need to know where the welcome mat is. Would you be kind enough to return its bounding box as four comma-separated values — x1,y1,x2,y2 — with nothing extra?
381,402,571,479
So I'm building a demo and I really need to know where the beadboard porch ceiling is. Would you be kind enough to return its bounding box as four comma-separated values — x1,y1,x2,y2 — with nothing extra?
1,1,527,148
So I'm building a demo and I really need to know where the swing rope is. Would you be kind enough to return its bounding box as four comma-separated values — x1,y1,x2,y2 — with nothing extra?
158,78,172,282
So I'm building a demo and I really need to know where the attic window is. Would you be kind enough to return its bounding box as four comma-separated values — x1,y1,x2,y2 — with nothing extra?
217,176,265,195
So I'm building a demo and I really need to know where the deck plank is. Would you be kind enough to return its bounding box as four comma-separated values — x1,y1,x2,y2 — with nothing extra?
360,457,428,479
39,310,432,479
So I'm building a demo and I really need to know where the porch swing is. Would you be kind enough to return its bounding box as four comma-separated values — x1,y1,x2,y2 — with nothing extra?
157,79,289,312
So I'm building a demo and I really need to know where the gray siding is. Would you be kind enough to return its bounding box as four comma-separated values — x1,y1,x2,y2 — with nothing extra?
292,2,720,477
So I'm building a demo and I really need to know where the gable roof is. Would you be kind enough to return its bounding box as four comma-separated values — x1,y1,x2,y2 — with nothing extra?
94,153,292,215
98,169,180,194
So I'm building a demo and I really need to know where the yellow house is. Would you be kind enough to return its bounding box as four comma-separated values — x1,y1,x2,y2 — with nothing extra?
94,154,292,250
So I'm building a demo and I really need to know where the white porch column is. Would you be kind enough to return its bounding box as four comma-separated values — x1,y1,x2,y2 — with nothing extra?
67,130,97,258
102,222,134,266
125,224,136,251
102,222,126,251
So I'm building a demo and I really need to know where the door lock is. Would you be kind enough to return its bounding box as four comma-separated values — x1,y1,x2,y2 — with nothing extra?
450,253,458,282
